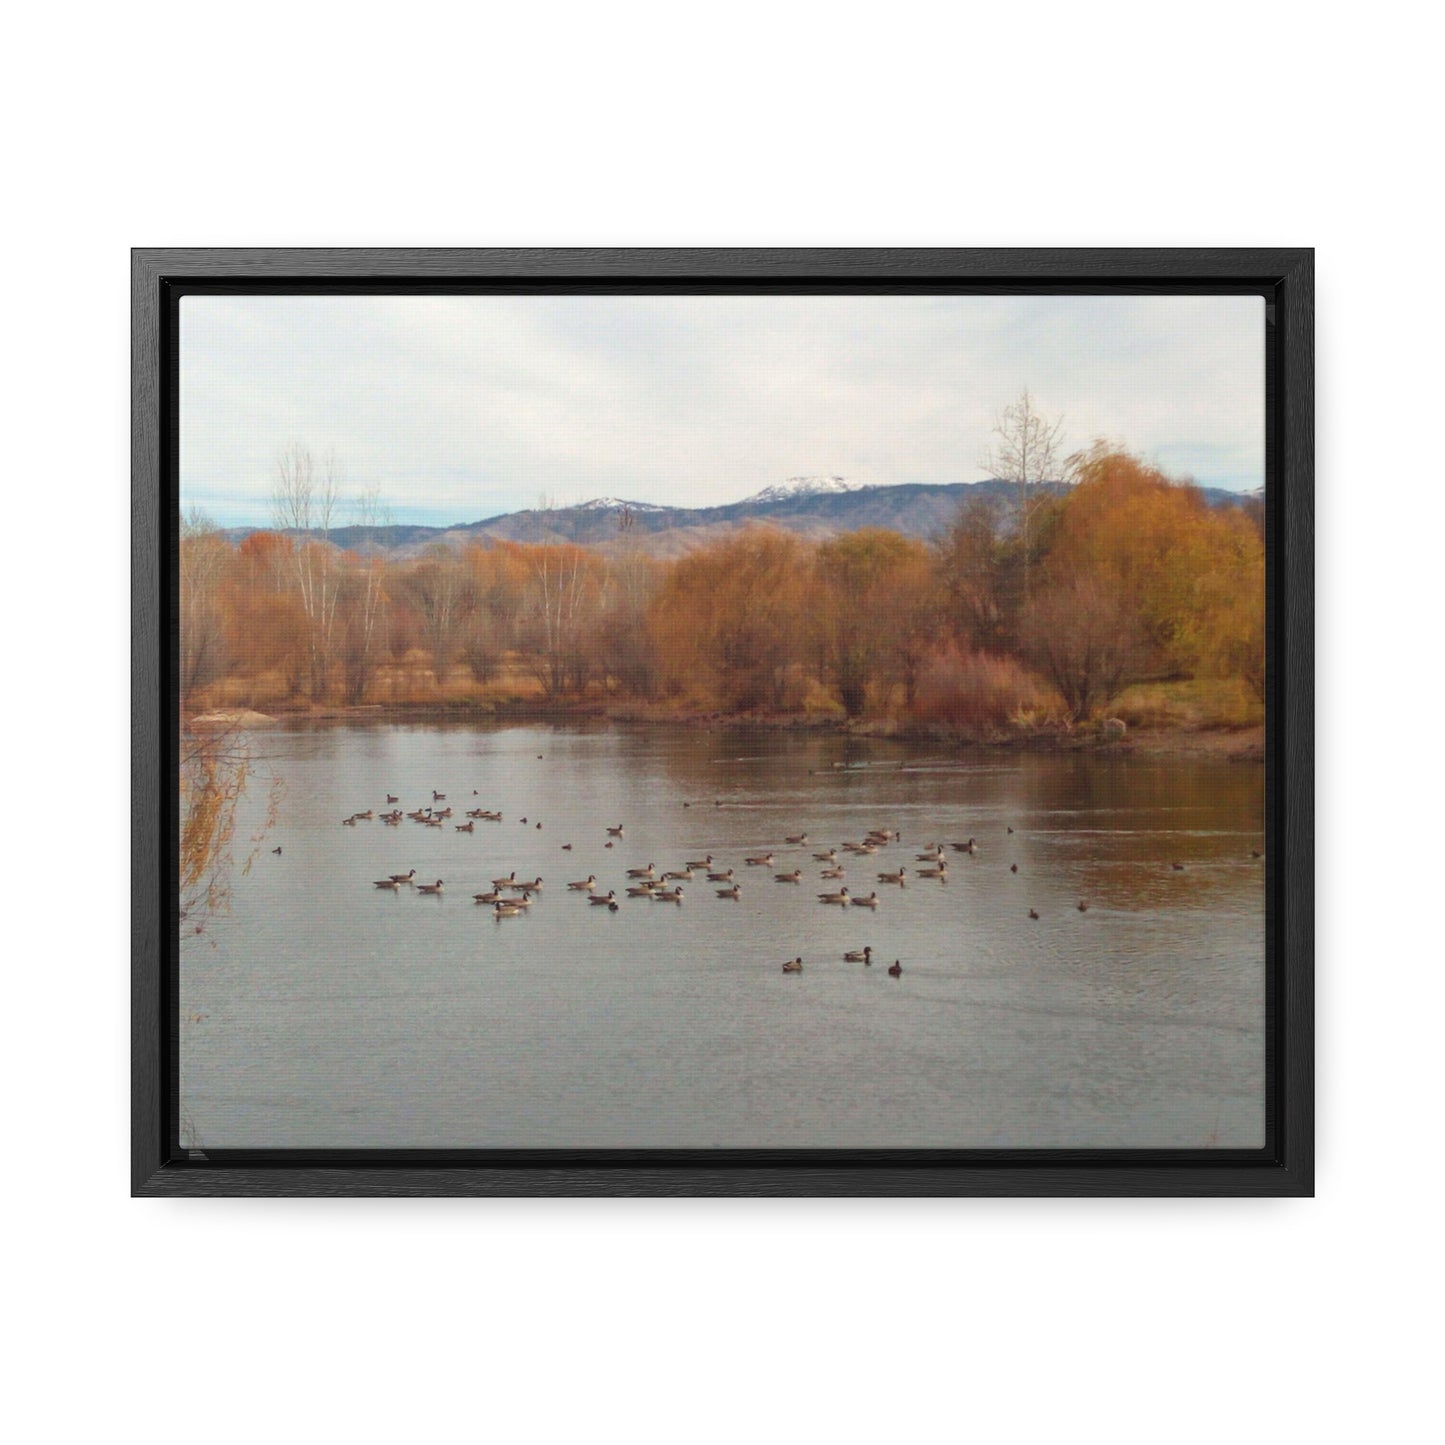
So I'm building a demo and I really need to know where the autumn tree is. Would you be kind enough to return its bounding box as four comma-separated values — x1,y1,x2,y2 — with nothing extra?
1021,577,1145,721
271,445,343,700
404,547,477,688
179,509,230,700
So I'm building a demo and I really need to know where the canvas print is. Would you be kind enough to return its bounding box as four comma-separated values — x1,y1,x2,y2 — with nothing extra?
178,292,1266,1151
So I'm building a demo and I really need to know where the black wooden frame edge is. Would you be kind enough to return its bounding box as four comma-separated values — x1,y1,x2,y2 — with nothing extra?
132,247,1313,1198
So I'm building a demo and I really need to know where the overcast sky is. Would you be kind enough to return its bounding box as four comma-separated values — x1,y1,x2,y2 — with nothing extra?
180,293,1264,527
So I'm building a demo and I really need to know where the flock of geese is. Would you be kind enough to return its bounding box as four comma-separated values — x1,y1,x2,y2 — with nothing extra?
338,787,1143,978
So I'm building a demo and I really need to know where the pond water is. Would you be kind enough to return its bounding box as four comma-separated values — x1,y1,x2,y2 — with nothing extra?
180,722,1266,1150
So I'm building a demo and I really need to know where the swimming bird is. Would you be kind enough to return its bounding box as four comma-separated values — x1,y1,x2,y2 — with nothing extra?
1007,826,1014,834
354,810,373,821
917,863,948,880
456,821,474,833
951,838,978,854
887,960,902,978
626,863,656,878
685,854,714,870
818,887,850,905
706,867,734,882
605,841,615,848
509,891,535,908
851,892,879,909
820,865,845,879
372,878,400,889
491,871,517,888
1078,900,1089,912
588,889,618,906
417,880,445,895
1171,862,1186,871
877,866,907,885
1028,909,1039,920
386,794,399,805
271,846,282,855
388,869,417,885
715,883,741,899
510,876,543,892
1251,850,1262,859
607,824,625,837
626,882,659,897
653,886,684,902
915,845,945,861
782,957,803,974
433,791,446,801
844,946,872,963
473,890,502,904
492,900,523,918
774,869,802,883
744,852,774,867
663,867,694,880
342,816,357,826
785,833,808,845
812,848,838,862
1010,863,1018,873
562,843,573,851
568,875,598,891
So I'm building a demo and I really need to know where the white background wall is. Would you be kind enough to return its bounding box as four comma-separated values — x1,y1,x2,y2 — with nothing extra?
3,4,1432,1441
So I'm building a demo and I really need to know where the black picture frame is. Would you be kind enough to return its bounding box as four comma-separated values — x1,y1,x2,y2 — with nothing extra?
134,247,1313,1197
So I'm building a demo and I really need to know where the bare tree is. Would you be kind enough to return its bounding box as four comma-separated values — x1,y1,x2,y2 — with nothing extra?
179,508,230,699
271,445,342,700
338,487,390,704
981,390,1070,603
406,547,476,689
1021,578,1145,722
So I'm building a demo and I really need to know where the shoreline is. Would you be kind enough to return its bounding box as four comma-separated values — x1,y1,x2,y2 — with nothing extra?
188,702,1264,762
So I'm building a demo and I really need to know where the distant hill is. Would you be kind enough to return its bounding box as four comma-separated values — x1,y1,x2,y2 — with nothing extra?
222,477,1258,561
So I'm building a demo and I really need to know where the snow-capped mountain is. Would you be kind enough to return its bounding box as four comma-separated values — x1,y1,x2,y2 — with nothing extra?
744,476,868,505
575,497,666,512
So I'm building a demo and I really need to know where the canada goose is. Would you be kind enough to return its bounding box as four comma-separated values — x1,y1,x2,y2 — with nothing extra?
562,843,573,851
510,891,535,908
417,880,445,895
386,794,399,805
491,871,516,889
663,867,694,881
607,824,625,837
949,838,978,855
588,890,618,906
510,877,543,892
868,828,895,843
568,875,598,891
605,841,615,848
1007,826,1014,834
715,883,741,899
685,854,713,870
626,883,659,897
1171,862,1186,871
653,886,684,902
456,821,474,833
388,870,417,885
774,870,802,883
1028,909,1039,920
887,960,902,978
432,791,446,801
812,848,837,862
342,816,357,826
782,957,803,974
785,833,808,845
467,808,485,818
492,901,522,918
355,810,373,821
744,852,774,867
915,845,944,862
818,887,850,905
474,890,502,904
424,817,443,828
480,811,502,822
842,841,876,855
878,866,907,885
372,878,400,889
844,946,873,963
851,892,879,909
1078,900,1089,912
1010,863,1018,873
917,863,948,880
706,868,734,882
626,863,656,878
820,865,845,879
271,846,282,855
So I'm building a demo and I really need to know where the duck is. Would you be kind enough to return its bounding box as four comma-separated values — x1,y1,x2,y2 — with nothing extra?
782,957,803,974
271,846,282,855
851,892,880,909
744,852,774,867
1171,862,1186,871
607,824,625,837
887,960,902,978
491,871,517,889
1007,826,1015,834
605,841,615,849
388,870,417,885
372,878,400,889
818,887,851,905
706,867,734,882
877,866,907,885
587,889,618,906
626,863,657,878
685,854,714,870
715,883,741,899
417,879,445,895
561,843,573,851
773,869,802,883
844,946,873,963
567,875,598,891
812,848,838,862
1028,909,1039,920
1010,863,1018,873
785,833,808,845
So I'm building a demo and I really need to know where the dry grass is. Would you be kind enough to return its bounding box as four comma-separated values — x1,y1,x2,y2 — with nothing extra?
912,648,1061,733
1111,677,1263,730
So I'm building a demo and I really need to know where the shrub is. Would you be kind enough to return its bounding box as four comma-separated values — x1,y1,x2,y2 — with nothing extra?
912,647,1059,733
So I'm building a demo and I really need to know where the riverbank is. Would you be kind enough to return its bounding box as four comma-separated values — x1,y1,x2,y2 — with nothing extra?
186,701,1263,761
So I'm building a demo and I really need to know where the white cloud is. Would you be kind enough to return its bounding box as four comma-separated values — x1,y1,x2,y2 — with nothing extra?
180,292,1263,525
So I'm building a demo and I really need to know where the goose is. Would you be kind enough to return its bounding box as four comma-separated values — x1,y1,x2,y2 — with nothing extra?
536,822,543,830
271,846,282,855
473,890,503,904
844,946,873,964
851,892,880,909
685,854,714,870
820,865,846,879
1251,849,1262,859
916,845,945,862
372,878,400,889
417,880,445,895
627,883,659,897
951,838,979,855
1077,900,1089,912
606,824,625,837
354,810,374,821
1028,909,1039,920
561,843,573,851
480,811,502,822
917,863,948,880
510,877,543,892
342,816,357,826
455,821,474,833
715,883,741,899
588,890,618,906
568,875,598,891
744,852,774,867
424,817,443,828
1010,863,1018,873
388,870,417,885
774,869,802,883
626,863,656,878
491,871,517,889
868,828,895,843
492,900,523,918
878,866,907,885
818,887,850,905
432,791,446,801
386,794,399,805
663,867,694,881
781,957,803,974
383,814,401,826
785,833,808,846
509,891,535,908
706,867,734,882
887,959,902,978
812,848,838,863
467,808,486,818
652,886,684,902
1171,862,1186,871
605,841,615,848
